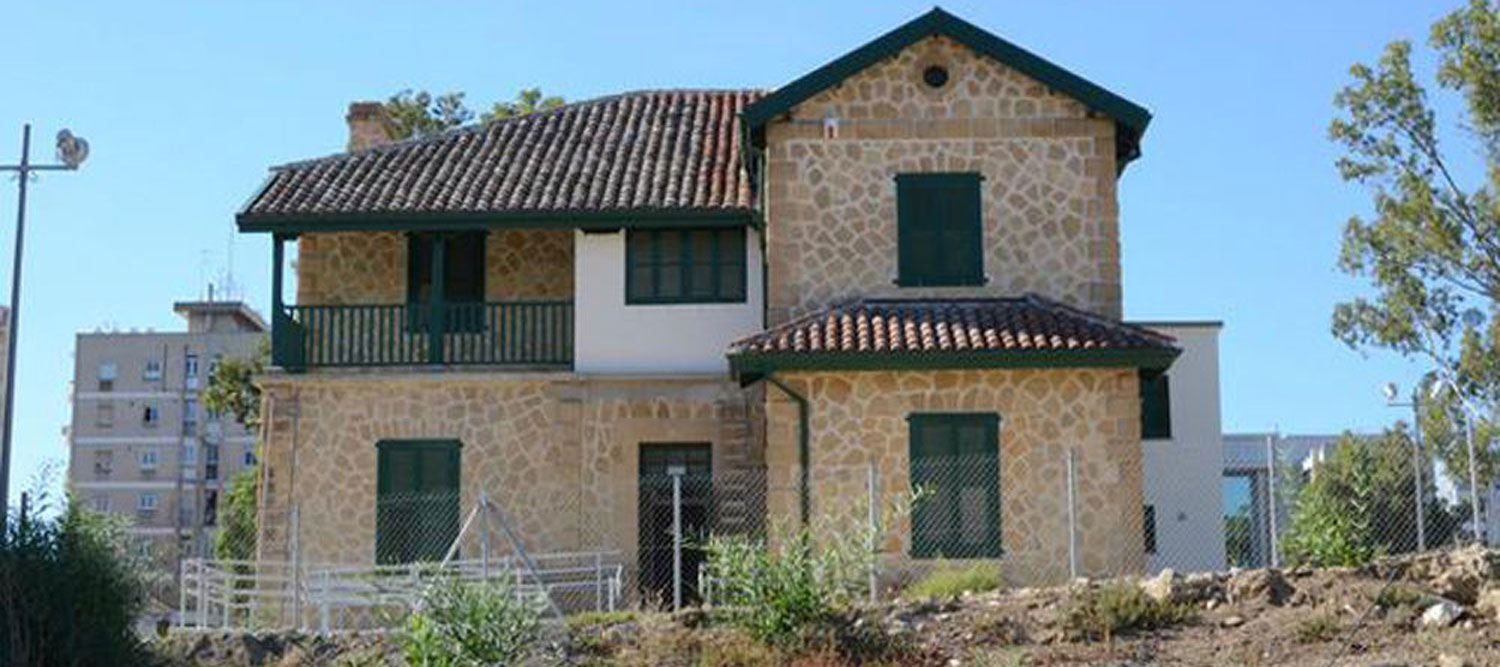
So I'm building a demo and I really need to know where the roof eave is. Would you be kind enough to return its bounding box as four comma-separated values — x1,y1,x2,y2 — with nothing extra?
236,207,760,234
727,346,1182,379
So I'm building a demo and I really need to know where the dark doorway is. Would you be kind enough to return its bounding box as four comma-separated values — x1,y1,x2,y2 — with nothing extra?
638,443,711,606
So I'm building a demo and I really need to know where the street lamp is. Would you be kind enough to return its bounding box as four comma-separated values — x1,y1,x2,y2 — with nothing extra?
0,124,89,513
1425,306,1490,545
1383,381,1428,551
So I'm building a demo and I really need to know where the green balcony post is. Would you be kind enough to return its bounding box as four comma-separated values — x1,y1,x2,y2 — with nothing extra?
427,235,446,364
270,233,305,371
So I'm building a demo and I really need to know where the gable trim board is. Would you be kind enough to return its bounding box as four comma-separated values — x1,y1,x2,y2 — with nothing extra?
740,7,1152,171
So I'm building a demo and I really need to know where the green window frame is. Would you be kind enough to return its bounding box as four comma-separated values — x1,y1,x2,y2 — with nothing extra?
908,412,1001,559
407,232,486,304
626,227,747,304
896,172,985,287
1140,370,1172,440
376,439,461,565
407,232,486,332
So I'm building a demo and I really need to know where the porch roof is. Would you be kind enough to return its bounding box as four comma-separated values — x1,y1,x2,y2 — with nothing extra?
727,295,1179,376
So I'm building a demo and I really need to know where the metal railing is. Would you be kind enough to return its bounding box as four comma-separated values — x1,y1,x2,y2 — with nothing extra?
273,300,573,370
179,552,625,633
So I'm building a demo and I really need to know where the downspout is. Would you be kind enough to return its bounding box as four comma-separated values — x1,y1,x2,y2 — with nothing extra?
765,374,810,526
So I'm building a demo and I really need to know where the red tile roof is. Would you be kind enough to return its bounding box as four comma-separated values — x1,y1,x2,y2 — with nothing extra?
239,89,765,227
728,295,1178,370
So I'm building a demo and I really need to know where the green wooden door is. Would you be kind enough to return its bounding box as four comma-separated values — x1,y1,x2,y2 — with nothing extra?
376,440,461,564
909,413,1001,558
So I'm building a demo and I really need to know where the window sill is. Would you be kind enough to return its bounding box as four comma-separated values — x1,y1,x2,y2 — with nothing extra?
625,298,749,306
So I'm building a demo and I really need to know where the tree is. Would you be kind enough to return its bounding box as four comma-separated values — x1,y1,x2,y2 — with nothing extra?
200,340,266,431
1330,0,1500,488
202,341,267,561
381,89,475,141
483,88,565,122
212,468,258,562
1281,429,1459,567
380,88,566,141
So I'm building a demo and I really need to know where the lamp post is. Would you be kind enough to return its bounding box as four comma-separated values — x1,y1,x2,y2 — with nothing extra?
1383,381,1427,551
1428,308,1490,545
0,124,89,513
1431,373,1488,545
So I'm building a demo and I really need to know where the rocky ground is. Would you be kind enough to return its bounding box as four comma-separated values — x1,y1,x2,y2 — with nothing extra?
153,546,1500,666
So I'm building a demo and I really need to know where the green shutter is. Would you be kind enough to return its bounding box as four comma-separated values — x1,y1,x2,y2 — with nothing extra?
909,413,1001,559
376,440,461,564
1140,371,1172,439
896,173,984,287
626,227,747,304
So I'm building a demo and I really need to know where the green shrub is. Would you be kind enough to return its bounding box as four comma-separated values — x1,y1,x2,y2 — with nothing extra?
564,609,638,630
1281,429,1459,567
905,563,1004,599
1374,585,1425,609
401,576,544,666
702,530,870,646
1062,582,1193,642
0,488,148,666
1294,614,1340,643
213,466,258,561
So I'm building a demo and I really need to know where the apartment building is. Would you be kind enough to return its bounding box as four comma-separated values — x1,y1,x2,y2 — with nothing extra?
67,301,265,560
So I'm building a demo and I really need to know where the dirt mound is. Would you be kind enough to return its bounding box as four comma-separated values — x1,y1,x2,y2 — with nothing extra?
155,547,1500,666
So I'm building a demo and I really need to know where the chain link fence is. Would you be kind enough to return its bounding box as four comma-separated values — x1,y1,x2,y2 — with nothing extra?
158,432,1492,633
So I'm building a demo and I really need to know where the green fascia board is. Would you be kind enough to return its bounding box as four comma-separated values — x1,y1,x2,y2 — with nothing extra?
728,346,1180,376
237,207,760,234
740,7,1152,169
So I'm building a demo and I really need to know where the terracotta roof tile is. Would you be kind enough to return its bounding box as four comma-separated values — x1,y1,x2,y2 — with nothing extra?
240,89,765,224
729,295,1177,362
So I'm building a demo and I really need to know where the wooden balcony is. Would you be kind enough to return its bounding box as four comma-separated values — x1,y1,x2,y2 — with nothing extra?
272,301,573,371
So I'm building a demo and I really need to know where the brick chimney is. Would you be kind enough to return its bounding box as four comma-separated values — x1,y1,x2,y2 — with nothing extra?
345,101,390,151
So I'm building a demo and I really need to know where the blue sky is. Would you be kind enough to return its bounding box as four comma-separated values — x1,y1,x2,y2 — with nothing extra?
0,1,1457,502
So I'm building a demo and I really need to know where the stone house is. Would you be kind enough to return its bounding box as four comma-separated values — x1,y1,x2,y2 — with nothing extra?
237,8,1186,592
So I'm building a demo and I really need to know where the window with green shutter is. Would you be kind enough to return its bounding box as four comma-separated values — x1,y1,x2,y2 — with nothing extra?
376,440,461,564
908,412,1001,559
1140,370,1172,439
626,227,747,304
896,173,985,287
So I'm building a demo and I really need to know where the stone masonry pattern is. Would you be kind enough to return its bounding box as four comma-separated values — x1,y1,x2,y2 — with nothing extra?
765,36,1123,323
295,229,573,306
764,368,1144,585
255,374,760,579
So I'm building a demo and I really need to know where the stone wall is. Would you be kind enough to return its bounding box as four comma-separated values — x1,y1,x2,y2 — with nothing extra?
294,229,573,306
255,372,759,576
764,35,1122,322
764,368,1143,585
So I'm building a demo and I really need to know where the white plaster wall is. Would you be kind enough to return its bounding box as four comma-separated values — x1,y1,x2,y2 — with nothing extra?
574,228,764,375
1139,323,1227,573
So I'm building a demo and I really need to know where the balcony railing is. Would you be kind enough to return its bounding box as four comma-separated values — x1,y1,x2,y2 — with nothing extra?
273,301,574,371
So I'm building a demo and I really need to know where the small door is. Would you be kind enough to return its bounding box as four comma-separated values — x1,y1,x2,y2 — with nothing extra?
637,443,711,605
376,440,461,564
